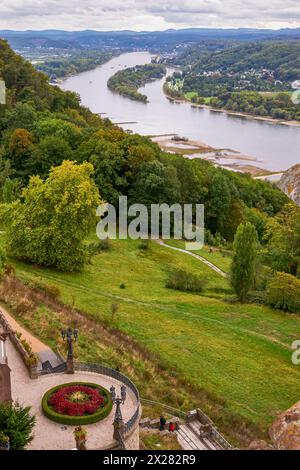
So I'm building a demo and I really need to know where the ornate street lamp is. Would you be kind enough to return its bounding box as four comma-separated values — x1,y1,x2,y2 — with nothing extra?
110,385,127,439
61,326,78,374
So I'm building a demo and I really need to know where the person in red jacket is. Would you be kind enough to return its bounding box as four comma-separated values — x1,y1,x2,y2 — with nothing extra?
169,422,176,433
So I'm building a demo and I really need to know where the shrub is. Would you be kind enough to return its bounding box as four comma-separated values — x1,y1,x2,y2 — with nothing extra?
30,278,61,299
139,239,150,250
87,239,111,257
0,401,36,450
120,283,126,289
166,270,207,293
42,382,113,425
266,272,300,313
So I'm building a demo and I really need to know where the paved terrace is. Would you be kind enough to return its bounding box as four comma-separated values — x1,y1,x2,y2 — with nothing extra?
7,338,139,450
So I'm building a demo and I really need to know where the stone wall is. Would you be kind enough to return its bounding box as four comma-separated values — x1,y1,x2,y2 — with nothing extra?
0,307,38,379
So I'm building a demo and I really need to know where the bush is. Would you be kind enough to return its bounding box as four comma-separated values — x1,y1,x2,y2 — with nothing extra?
0,401,35,450
87,239,111,257
166,270,207,293
139,239,150,250
41,382,113,426
31,278,61,299
266,272,300,313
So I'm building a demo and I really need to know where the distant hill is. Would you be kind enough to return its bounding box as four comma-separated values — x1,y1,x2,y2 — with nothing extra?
1,28,300,52
175,41,300,81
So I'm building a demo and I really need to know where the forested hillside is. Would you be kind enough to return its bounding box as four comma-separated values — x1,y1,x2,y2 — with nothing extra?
174,41,300,81
0,38,288,252
166,41,300,121
37,50,117,78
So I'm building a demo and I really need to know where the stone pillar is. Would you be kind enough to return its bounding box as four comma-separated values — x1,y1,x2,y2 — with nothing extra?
66,357,74,374
0,335,12,403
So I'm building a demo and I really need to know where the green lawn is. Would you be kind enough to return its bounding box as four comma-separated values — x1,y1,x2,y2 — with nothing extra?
164,239,232,273
11,237,300,435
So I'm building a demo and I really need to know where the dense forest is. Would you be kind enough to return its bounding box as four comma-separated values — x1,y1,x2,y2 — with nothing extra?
0,38,290,268
107,64,166,102
36,50,118,78
174,41,300,81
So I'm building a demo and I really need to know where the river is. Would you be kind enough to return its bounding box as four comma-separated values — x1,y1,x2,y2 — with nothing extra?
61,51,300,173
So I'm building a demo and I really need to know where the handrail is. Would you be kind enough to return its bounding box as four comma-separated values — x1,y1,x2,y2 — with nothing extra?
141,399,233,450
141,398,187,419
74,362,141,436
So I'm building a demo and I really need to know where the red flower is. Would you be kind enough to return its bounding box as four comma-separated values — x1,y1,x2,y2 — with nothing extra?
49,385,105,416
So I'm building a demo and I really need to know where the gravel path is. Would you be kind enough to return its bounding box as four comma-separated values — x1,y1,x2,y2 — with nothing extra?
7,338,139,450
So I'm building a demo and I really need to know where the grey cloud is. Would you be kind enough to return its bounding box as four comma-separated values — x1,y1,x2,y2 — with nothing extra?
0,0,299,30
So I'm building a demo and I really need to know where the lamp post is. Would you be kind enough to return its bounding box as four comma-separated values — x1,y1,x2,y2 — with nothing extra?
61,327,78,374
110,385,127,439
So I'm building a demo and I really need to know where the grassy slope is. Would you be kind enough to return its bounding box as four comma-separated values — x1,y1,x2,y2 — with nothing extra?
11,237,300,434
140,431,182,450
164,239,232,273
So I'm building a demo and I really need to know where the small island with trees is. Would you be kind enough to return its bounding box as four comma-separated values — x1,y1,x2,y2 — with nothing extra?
107,63,166,102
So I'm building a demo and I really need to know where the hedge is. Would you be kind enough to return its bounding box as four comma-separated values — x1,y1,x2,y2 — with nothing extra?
41,382,113,425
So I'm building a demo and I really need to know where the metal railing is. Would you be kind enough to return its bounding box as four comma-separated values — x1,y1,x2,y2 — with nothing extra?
74,362,141,436
141,398,187,420
191,408,233,450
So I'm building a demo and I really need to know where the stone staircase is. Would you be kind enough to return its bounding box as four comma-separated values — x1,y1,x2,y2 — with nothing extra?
38,350,66,374
140,408,233,451
177,422,221,450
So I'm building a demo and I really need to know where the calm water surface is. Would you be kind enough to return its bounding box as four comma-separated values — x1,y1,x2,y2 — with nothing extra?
61,51,300,172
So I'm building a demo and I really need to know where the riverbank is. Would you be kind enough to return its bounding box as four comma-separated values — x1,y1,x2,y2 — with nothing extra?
152,135,275,177
61,51,300,174
163,87,300,128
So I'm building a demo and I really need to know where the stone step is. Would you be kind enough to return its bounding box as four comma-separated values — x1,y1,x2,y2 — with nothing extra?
188,421,213,449
177,426,208,450
188,420,221,450
176,429,200,451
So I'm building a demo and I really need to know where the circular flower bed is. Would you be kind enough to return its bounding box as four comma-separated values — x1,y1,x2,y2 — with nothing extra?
42,382,113,425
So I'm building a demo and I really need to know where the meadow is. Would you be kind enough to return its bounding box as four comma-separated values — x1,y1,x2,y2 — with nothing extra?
5,235,300,445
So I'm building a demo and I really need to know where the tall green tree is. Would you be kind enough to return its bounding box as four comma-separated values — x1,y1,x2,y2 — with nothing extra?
265,204,300,275
7,128,34,179
231,222,258,301
4,161,100,271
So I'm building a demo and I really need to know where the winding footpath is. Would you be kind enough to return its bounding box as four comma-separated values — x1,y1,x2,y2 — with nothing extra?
154,240,227,277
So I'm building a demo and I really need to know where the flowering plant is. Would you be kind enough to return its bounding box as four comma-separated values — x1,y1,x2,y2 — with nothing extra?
48,385,104,416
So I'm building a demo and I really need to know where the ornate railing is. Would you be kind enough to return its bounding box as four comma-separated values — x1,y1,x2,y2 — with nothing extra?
74,362,141,438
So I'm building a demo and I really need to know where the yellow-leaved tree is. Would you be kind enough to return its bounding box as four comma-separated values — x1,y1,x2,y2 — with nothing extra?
4,160,101,271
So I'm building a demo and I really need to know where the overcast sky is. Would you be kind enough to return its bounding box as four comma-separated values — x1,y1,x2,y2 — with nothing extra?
0,0,299,31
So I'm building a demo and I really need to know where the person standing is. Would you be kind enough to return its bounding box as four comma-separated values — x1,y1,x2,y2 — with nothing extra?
159,415,166,431
169,422,176,433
